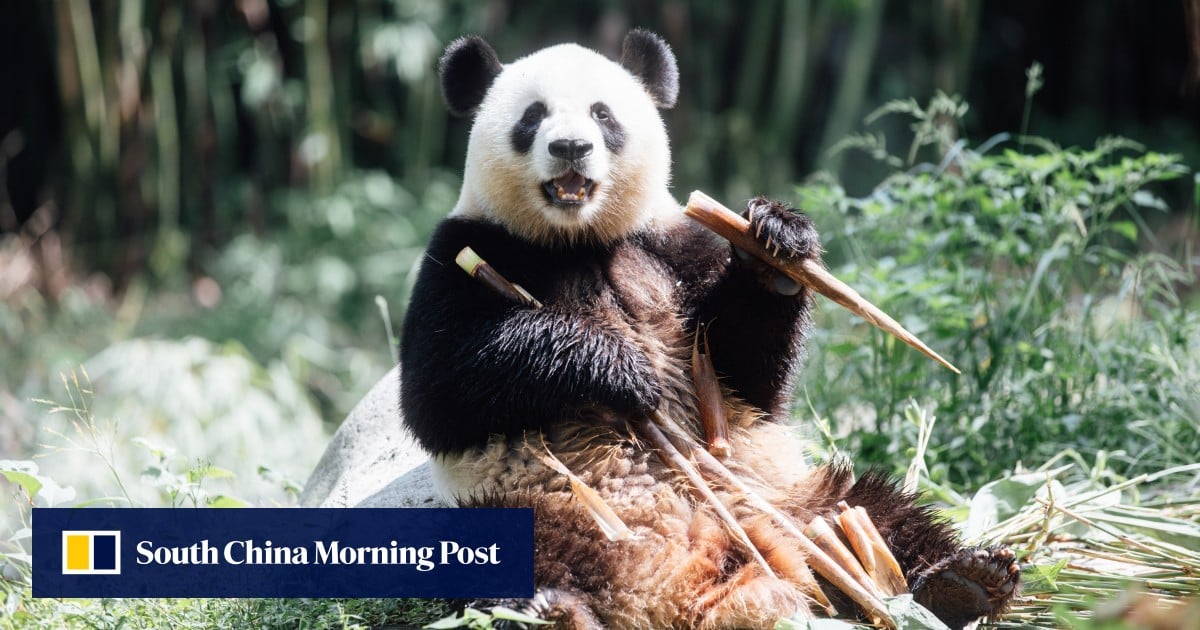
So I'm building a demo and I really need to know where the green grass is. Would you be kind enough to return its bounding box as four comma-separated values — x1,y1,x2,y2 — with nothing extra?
0,594,447,630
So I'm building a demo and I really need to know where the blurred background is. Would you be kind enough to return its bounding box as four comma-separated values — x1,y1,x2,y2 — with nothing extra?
1,1,1198,509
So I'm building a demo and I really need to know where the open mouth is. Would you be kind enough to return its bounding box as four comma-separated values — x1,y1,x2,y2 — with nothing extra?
542,170,597,205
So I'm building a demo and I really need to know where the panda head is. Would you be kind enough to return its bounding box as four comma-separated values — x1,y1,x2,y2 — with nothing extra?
441,30,680,246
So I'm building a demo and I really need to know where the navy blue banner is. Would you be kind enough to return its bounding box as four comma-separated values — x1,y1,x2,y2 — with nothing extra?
34,508,533,598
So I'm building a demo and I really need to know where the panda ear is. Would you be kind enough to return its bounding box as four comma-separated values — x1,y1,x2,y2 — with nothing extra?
439,35,503,116
619,29,679,109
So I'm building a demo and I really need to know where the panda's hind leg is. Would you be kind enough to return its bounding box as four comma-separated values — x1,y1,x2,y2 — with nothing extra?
837,470,1020,630
911,546,1020,630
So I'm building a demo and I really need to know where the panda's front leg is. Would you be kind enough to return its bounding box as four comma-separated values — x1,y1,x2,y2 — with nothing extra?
467,306,663,428
697,196,822,419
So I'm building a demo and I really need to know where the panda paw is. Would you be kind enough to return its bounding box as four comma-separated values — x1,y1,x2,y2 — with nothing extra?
736,197,821,295
912,546,1021,630
743,196,820,261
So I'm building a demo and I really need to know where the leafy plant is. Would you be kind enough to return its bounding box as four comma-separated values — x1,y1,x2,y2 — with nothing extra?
798,95,1198,488
425,606,552,629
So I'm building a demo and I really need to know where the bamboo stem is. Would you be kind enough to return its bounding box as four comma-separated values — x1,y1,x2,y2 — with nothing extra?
806,516,884,603
650,412,837,615
653,414,894,626
838,502,908,597
456,247,543,309
692,325,732,458
634,416,778,580
683,190,961,374
535,443,637,542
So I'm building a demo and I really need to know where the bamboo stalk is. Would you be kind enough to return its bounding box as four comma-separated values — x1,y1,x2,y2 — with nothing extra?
837,508,877,579
652,418,837,615
635,416,778,580
806,516,885,603
837,502,908,597
692,325,732,458
683,190,961,374
535,443,637,542
653,414,900,626
456,247,543,309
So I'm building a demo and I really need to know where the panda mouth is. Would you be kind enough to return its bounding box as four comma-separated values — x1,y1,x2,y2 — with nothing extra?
543,171,597,206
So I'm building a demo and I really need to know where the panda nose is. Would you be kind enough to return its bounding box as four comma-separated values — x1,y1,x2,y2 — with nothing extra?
548,139,593,160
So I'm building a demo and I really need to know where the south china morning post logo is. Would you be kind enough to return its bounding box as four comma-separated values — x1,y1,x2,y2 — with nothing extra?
61,530,121,575
34,508,533,598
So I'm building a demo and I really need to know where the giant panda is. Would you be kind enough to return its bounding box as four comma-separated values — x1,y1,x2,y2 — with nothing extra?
399,30,1019,629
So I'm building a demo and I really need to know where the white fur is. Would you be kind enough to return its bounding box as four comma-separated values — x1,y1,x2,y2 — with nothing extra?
428,452,473,505
452,43,682,244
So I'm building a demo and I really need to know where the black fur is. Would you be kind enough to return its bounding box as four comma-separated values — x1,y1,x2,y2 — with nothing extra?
510,102,548,154
439,35,503,116
618,29,679,109
399,212,816,454
590,102,625,153
402,219,661,454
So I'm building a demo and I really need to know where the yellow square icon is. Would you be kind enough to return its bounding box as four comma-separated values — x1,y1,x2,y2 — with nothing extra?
65,534,90,571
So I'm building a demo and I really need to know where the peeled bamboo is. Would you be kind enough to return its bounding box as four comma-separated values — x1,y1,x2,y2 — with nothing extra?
654,414,894,627
837,502,908,597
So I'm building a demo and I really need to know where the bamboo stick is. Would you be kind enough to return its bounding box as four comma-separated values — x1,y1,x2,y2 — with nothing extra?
806,516,884,605
534,444,637,542
456,247,543,308
648,413,907,624
692,325,733,458
634,416,778,580
649,412,836,615
683,190,961,374
838,502,908,597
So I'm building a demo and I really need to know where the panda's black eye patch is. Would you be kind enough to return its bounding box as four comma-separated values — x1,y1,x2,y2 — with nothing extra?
591,102,625,154
510,101,548,154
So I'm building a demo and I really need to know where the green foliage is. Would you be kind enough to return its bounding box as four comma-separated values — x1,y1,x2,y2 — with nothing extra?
0,591,445,630
0,370,443,630
140,170,453,416
26,342,322,509
798,97,1198,487
0,170,442,438
776,595,951,629
426,606,553,629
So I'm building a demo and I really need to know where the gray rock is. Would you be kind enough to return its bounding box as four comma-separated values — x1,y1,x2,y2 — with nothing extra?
300,366,446,508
